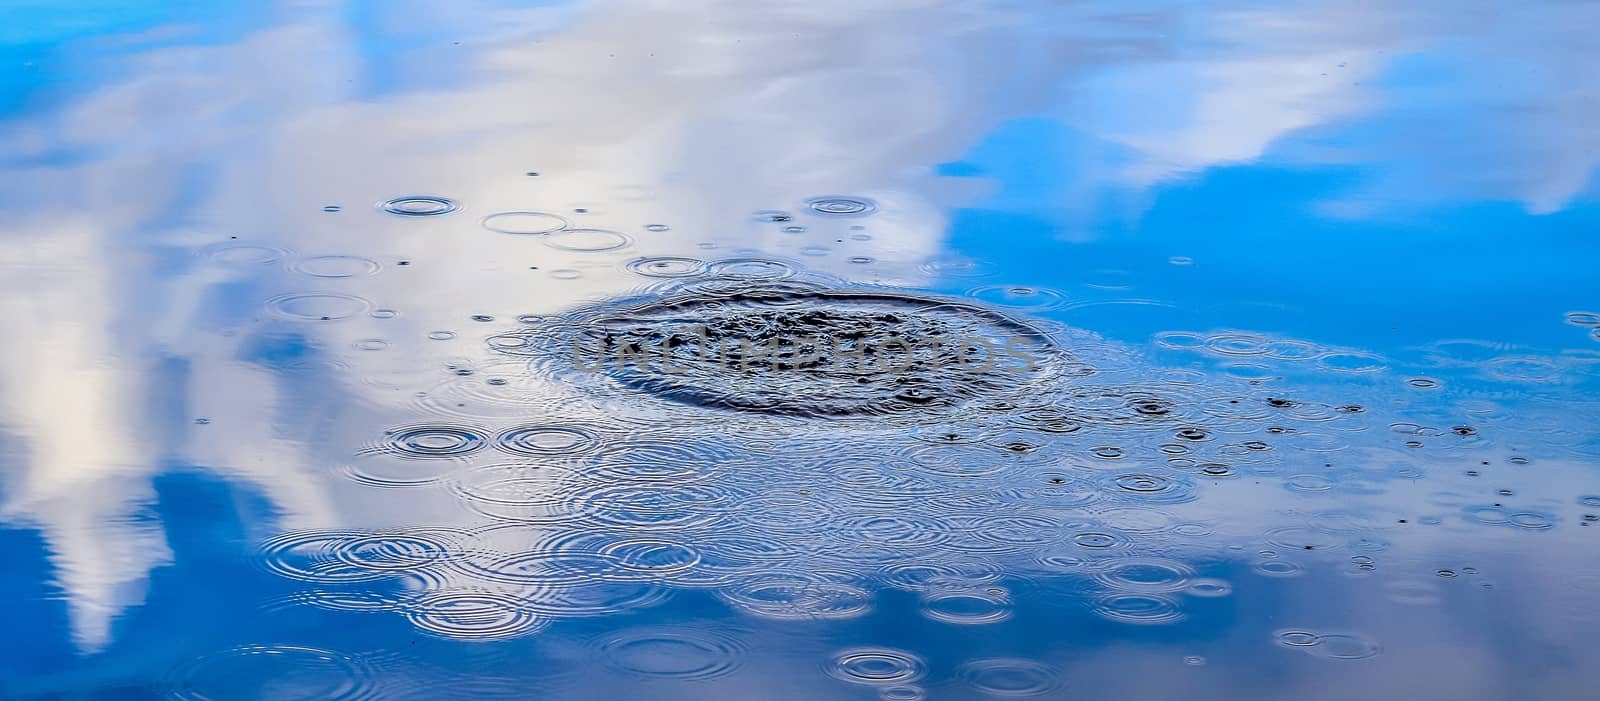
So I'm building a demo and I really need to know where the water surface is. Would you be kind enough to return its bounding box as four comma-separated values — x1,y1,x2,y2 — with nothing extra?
3,1,1599,699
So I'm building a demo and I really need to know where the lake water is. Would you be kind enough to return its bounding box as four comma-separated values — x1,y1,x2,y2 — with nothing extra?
3,1,1600,699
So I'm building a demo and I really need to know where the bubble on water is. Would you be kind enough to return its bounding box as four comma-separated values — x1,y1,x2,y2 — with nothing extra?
543,228,632,252
165,645,378,701
1407,377,1440,389
406,590,548,641
293,255,381,278
1184,655,1206,666
958,658,1060,697
383,424,490,458
1581,496,1600,508
807,196,877,217
754,210,793,223
643,224,671,232
427,330,456,341
627,256,708,278
849,256,875,264
920,589,1013,625
381,195,458,216
371,308,398,319
266,293,372,321
1566,311,1600,326
597,627,746,680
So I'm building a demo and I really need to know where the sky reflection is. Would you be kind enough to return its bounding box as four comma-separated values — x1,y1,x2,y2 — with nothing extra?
1,1,1598,699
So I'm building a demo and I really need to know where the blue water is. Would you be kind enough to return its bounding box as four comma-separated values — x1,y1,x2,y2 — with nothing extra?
4,2,1600,699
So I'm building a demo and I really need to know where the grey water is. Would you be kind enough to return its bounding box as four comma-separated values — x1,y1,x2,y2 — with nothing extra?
3,1,1600,700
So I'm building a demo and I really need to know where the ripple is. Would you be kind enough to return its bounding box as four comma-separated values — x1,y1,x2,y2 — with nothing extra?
1253,559,1305,578
1092,593,1186,624
257,530,393,584
718,572,872,621
482,211,569,234
447,463,587,523
204,242,288,266
293,255,381,278
267,293,371,321
707,257,797,280
1186,578,1233,598
1275,629,1321,647
842,514,956,552
825,648,926,685
1071,531,1127,549
1318,351,1387,373
381,195,458,216
880,559,1004,591
627,256,708,278
340,453,461,488
550,284,1067,416
543,228,632,252
1286,474,1336,492
1264,527,1342,551
1275,630,1380,660
969,285,1068,310
1094,557,1196,593
1565,311,1600,326
958,658,1061,697
494,425,601,457
333,530,461,572
806,196,878,217
406,590,548,641
920,589,1013,625
383,424,490,458
598,627,746,680
1104,472,1198,504
166,645,378,701
1310,633,1382,660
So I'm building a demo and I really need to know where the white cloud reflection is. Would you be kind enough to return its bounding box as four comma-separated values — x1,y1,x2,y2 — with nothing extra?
0,0,1594,668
